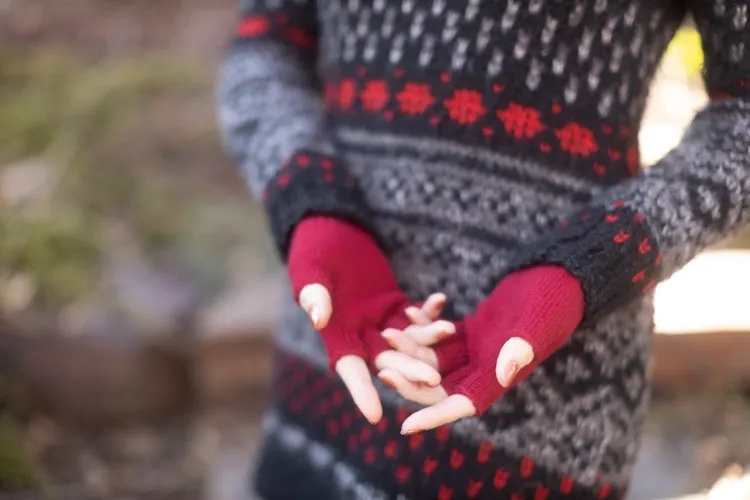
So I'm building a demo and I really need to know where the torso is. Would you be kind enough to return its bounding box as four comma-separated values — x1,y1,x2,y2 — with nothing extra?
265,0,685,497
311,0,686,313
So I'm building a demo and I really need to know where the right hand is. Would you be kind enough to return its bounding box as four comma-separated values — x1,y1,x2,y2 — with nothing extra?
377,265,583,435
288,216,453,424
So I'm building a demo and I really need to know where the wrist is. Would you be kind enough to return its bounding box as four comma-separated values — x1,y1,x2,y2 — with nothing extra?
287,213,397,303
264,149,375,259
472,264,584,358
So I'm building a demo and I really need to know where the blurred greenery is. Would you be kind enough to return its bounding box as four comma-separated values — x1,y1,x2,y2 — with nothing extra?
0,378,38,490
0,48,216,310
0,209,99,308
0,49,204,164
0,415,38,490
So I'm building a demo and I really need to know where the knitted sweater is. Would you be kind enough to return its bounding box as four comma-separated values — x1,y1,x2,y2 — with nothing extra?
217,0,750,498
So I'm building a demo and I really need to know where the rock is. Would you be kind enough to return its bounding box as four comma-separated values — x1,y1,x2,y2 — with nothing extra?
0,329,192,426
192,333,273,404
191,275,284,403
102,224,202,340
195,274,284,341
0,273,35,314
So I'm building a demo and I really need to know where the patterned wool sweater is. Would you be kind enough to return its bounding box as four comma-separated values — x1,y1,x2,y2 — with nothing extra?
217,0,750,498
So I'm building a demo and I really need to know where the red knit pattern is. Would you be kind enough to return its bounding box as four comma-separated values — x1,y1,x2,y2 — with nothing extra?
277,352,622,499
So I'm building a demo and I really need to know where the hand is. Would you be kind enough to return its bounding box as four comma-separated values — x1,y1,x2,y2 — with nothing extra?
377,265,585,434
288,215,448,423
375,302,462,406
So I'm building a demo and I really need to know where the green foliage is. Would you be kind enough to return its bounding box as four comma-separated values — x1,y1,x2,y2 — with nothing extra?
0,209,100,308
0,49,205,164
0,414,39,491
0,376,39,491
0,49,209,309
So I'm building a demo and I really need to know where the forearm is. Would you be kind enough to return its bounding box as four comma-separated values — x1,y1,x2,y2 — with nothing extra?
217,39,333,198
509,98,750,325
216,0,374,257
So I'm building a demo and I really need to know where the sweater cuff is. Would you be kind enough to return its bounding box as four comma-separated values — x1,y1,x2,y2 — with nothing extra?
263,149,375,259
508,201,663,326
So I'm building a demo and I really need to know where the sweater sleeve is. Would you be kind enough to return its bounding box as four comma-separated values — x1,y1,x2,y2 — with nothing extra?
507,2,750,326
217,0,374,259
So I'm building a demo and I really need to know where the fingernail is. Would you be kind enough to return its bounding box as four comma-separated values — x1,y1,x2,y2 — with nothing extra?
400,424,414,435
500,360,519,387
309,306,320,327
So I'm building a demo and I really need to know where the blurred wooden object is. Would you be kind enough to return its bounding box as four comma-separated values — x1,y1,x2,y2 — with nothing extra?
0,326,192,427
652,331,750,395
651,251,750,396
192,333,273,404
190,277,281,404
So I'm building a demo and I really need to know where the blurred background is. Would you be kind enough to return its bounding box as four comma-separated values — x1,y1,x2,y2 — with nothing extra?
0,2,749,499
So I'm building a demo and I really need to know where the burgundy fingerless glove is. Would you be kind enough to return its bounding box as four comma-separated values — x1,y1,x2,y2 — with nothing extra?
435,265,585,414
288,216,413,370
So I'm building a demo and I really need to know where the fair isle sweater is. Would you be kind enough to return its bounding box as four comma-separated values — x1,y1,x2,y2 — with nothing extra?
217,0,750,498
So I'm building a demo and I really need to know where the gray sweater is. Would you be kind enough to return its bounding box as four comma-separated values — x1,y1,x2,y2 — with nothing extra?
217,0,750,498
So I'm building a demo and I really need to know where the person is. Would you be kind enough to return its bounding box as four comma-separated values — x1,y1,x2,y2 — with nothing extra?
217,0,750,497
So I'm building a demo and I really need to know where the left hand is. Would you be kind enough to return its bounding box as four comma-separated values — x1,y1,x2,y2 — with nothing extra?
289,216,450,424
376,265,585,434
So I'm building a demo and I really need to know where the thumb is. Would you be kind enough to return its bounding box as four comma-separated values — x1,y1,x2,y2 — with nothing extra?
298,283,333,329
495,337,535,388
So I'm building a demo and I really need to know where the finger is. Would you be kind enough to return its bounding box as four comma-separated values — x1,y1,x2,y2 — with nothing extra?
405,306,431,325
414,293,447,324
495,337,535,388
298,283,332,329
374,350,441,387
422,292,446,319
405,293,446,325
402,320,456,346
335,355,382,424
400,394,476,435
378,369,448,406
381,328,438,369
